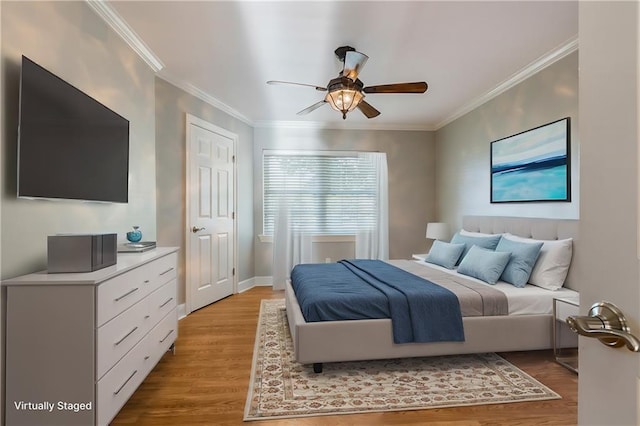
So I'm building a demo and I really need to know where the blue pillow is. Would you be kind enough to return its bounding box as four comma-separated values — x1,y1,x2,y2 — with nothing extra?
450,232,502,264
424,240,466,269
495,237,544,287
457,246,511,284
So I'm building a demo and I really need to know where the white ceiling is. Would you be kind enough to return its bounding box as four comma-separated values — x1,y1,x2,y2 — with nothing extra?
104,1,578,130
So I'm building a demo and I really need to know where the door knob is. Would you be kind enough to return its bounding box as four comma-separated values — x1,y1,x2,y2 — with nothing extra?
192,226,206,233
566,301,640,352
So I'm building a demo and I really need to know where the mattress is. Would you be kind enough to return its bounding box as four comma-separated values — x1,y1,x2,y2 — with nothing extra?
412,260,579,315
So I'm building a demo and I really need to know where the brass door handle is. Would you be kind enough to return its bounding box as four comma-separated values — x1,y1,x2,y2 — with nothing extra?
192,226,205,233
566,301,640,352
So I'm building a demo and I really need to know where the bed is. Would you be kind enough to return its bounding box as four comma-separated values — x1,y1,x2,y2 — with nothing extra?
284,215,579,372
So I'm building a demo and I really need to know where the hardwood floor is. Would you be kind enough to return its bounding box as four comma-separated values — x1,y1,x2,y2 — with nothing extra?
112,287,578,426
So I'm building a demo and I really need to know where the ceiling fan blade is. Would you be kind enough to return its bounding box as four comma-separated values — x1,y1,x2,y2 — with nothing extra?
357,100,381,119
363,82,428,94
267,80,327,91
296,100,327,116
343,51,369,81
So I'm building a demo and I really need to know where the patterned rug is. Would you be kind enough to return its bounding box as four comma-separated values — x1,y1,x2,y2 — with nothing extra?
244,299,560,421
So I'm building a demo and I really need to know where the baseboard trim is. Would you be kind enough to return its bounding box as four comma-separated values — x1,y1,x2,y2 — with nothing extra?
177,303,187,320
254,276,273,287
238,277,273,293
238,276,273,294
238,277,255,293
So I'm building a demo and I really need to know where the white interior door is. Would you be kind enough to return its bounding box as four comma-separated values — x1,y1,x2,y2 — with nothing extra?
577,3,640,425
186,114,236,312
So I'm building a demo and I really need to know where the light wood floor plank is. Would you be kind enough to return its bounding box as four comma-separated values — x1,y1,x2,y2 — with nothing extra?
112,287,578,425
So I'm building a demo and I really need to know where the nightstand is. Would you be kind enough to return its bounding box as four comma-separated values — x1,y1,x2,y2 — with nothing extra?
412,254,427,261
553,295,579,373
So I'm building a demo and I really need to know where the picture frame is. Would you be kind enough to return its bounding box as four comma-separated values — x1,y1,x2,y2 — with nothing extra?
490,117,571,203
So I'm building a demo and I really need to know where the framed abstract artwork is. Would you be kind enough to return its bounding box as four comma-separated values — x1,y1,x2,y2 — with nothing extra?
490,117,571,203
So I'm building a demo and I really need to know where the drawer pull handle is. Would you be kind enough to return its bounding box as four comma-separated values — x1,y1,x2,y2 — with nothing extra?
159,267,174,276
114,287,139,302
160,297,174,308
145,315,150,319
144,355,150,360
160,329,174,343
114,370,138,395
144,280,150,284
115,326,139,346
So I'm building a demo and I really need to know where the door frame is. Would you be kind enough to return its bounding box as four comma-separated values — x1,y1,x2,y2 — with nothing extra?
184,113,238,315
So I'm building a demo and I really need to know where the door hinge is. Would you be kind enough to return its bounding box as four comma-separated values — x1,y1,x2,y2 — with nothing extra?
232,155,236,163
232,212,235,220
232,268,235,276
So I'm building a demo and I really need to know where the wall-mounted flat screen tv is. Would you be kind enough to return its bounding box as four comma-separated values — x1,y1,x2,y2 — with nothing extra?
18,56,130,203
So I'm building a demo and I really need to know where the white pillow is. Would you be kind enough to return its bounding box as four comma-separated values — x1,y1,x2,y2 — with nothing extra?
502,233,573,290
459,229,502,237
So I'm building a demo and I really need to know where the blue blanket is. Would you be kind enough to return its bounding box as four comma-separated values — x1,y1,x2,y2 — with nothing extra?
290,259,465,344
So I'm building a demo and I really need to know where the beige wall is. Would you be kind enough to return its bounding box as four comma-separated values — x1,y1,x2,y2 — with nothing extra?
155,78,254,304
253,127,435,277
435,52,579,231
1,1,157,279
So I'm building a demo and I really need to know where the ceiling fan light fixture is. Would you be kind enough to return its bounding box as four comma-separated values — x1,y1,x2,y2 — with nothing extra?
325,89,364,119
324,76,366,119
268,46,427,120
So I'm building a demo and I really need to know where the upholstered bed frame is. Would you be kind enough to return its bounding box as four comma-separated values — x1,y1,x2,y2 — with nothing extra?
284,215,579,371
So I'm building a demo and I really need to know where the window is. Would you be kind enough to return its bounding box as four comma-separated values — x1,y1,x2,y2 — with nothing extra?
263,151,378,236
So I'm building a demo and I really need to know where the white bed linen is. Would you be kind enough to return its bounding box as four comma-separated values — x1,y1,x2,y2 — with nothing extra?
412,260,578,316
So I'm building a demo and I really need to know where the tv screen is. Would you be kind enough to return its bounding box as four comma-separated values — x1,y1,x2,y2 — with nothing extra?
17,56,129,203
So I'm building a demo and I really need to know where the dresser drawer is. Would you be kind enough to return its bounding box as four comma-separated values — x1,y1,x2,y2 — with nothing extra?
97,334,149,426
96,308,176,426
154,253,178,285
97,268,145,327
143,308,178,374
96,297,151,380
97,253,177,326
147,280,177,328
147,252,178,292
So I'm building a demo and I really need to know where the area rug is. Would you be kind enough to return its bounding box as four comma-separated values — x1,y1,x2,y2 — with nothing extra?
244,299,560,421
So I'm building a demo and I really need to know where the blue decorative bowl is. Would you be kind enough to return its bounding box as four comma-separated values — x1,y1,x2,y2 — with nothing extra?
126,226,142,243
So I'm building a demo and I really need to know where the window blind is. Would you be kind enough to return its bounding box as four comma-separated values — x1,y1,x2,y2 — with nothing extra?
263,153,378,236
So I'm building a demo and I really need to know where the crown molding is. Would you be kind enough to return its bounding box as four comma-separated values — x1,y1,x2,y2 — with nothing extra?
84,0,577,133
85,0,164,72
86,0,251,125
253,120,435,132
434,35,578,130
158,72,253,126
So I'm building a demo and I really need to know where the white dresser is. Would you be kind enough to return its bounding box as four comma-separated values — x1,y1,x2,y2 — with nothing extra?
3,247,179,426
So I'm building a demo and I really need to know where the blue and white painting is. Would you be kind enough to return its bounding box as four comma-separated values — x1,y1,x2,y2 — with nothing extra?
491,118,570,203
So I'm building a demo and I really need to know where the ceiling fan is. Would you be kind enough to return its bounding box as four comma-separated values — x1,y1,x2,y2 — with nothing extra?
267,46,428,120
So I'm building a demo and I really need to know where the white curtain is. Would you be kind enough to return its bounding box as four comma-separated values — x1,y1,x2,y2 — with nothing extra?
355,152,389,260
271,199,312,290
271,152,389,289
